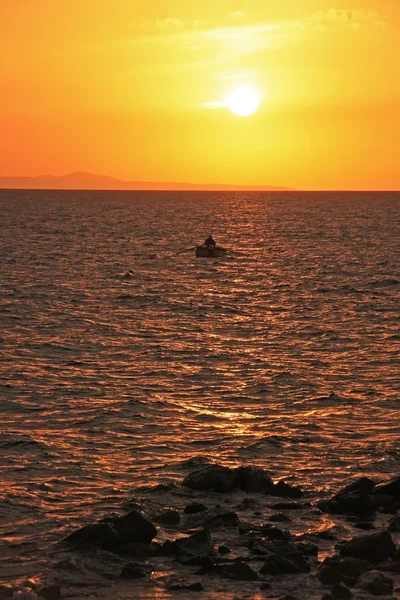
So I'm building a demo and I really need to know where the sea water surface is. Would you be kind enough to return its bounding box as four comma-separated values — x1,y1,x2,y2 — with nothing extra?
1,191,399,596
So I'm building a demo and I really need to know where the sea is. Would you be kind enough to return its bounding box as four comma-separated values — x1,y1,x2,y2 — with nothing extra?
1,190,399,599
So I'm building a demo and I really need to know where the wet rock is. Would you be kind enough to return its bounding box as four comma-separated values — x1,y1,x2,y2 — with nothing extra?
221,561,259,581
234,466,274,493
185,510,239,530
259,554,307,575
317,556,371,586
339,530,396,564
388,514,400,532
106,510,157,545
0,584,13,599
371,493,398,511
137,482,178,494
272,480,303,498
63,522,119,550
120,562,149,578
338,477,376,495
114,542,153,558
153,510,180,526
269,513,291,522
373,476,400,500
379,500,400,514
167,581,204,591
250,538,311,572
176,529,215,563
184,502,208,514
260,524,290,541
152,540,178,557
331,582,353,599
317,492,374,515
38,586,61,600
354,521,374,530
356,570,394,595
182,465,236,493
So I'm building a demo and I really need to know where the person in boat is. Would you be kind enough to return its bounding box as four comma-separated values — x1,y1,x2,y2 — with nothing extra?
204,235,216,249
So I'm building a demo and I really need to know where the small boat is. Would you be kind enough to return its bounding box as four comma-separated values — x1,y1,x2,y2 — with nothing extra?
195,245,227,258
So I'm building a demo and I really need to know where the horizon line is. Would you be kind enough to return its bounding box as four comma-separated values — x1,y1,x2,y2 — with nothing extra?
0,172,398,192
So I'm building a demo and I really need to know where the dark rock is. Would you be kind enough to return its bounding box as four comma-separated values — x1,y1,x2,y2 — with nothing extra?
388,515,400,532
331,582,353,599
280,596,301,600
338,477,376,495
370,493,396,510
295,542,318,557
234,466,274,493
356,570,394,595
354,521,374,530
176,529,215,563
182,465,236,493
379,500,400,514
317,556,370,586
218,545,231,554
260,525,290,541
106,510,157,545
168,581,204,591
250,539,310,571
138,482,178,493
373,476,400,500
317,492,374,515
38,585,61,600
272,480,303,498
269,513,291,522
339,530,396,564
153,510,180,526
195,558,219,574
185,510,239,530
321,595,333,600
221,561,259,581
114,542,153,558
259,554,308,575
152,540,178,557
0,585,13,599
121,563,148,578
184,502,208,514
238,521,254,534
63,522,119,550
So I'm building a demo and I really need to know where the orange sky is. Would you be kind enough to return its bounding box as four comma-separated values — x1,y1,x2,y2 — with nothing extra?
1,0,399,189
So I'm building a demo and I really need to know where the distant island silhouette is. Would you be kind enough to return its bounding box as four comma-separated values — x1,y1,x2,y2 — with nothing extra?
0,172,293,191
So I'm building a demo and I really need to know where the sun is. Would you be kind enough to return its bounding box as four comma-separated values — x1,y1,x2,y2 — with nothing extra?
226,86,260,116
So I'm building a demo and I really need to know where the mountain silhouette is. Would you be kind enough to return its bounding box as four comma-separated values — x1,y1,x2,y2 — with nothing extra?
0,172,293,191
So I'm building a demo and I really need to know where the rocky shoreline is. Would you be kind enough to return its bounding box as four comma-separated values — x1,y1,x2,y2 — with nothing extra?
2,462,400,600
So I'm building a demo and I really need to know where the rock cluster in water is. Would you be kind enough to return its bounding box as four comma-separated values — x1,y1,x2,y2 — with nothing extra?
4,465,400,600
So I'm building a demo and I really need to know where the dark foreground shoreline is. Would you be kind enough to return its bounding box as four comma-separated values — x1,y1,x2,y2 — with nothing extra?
2,461,400,600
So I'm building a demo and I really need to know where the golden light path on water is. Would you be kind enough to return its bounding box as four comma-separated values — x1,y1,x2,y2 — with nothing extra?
0,190,399,598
